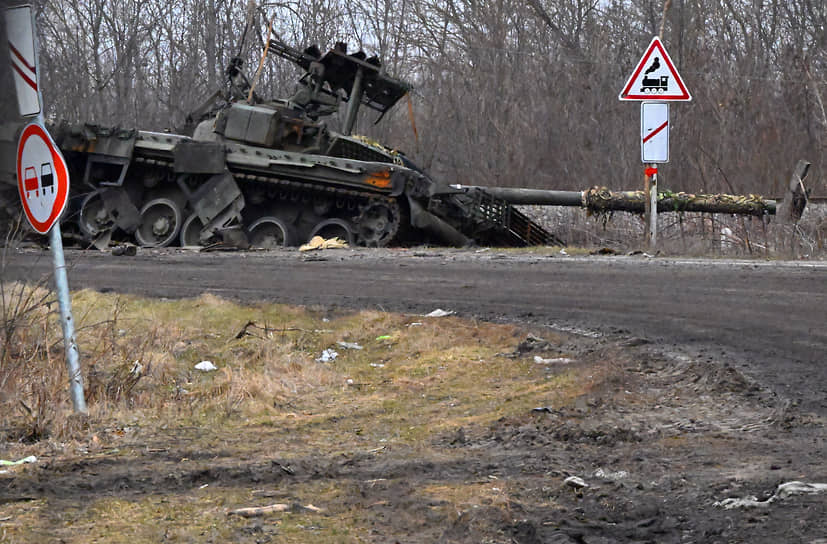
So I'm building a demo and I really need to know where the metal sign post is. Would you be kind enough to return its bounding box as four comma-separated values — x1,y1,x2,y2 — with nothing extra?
641,102,669,247
6,5,87,414
644,166,658,246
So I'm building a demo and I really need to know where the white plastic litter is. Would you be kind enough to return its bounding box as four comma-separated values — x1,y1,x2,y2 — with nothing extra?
316,349,338,363
533,356,575,365
194,361,217,371
564,476,588,489
714,496,771,509
777,481,827,498
0,455,37,466
336,341,363,350
714,481,827,509
593,468,629,481
425,309,454,317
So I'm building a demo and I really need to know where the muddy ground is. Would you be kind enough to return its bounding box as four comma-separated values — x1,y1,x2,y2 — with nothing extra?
1,248,825,542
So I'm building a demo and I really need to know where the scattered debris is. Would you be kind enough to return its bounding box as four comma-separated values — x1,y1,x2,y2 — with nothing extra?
501,334,553,358
236,320,307,339
593,468,629,481
714,481,827,509
533,356,574,365
228,503,324,517
370,363,385,368
0,456,37,466
194,361,217,371
271,461,295,475
590,247,618,255
299,236,349,252
336,341,363,350
111,244,137,256
619,337,650,347
531,406,558,414
714,496,772,509
425,308,454,317
564,476,588,490
375,335,392,341
407,322,423,327
559,248,568,255
316,349,338,363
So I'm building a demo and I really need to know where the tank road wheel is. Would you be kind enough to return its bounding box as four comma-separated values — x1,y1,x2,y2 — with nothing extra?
309,218,355,246
180,213,210,247
78,190,115,239
247,217,292,248
355,201,400,247
135,198,183,248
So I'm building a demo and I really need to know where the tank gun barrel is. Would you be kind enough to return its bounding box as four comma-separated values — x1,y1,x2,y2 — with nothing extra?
455,186,584,206
459,185,780,217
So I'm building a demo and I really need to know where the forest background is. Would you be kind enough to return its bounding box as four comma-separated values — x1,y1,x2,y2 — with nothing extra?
14,0,827,200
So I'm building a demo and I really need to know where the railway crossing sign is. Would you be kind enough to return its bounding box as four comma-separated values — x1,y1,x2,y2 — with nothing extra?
5,4,41,117
641,102,669,163
16,121,70,233
618,37,691,101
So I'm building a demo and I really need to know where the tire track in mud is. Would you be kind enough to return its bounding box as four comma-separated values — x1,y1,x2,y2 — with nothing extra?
1,341,823,543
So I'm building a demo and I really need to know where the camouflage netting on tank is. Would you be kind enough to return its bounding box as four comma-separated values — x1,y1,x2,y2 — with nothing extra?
350,135,404,166
583,187,773,217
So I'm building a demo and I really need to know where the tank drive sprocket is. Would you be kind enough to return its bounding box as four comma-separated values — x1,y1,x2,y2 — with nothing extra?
354,199,401,247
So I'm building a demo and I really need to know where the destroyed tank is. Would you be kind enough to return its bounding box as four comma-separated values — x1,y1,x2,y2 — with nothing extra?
52,39,558,249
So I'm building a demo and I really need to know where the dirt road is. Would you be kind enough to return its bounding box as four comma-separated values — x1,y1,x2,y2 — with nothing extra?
4,248,826,415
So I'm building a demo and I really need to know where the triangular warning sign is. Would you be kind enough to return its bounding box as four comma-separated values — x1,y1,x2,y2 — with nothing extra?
619,37,691,101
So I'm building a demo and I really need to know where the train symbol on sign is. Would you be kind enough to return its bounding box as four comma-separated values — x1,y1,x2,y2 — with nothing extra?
641,75,669,93
640,57,668,93
23,163,54,199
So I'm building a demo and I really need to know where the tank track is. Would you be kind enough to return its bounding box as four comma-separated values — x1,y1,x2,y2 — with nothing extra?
124,153,402,248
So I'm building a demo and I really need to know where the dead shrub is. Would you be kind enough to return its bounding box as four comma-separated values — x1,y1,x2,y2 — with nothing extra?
0,274,66,442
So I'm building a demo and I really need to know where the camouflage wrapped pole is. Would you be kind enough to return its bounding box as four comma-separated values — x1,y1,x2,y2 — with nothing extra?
582,187,776,217
468,185,778,217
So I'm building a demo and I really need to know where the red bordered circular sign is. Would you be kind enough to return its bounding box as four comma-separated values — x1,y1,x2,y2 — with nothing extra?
16,121,70,234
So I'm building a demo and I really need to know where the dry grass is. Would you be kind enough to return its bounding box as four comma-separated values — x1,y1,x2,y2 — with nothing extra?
0,287,605,542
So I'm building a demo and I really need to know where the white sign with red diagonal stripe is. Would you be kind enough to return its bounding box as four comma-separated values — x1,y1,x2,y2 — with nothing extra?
5,4,41,117
641,102,669,163
17,121,70,233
